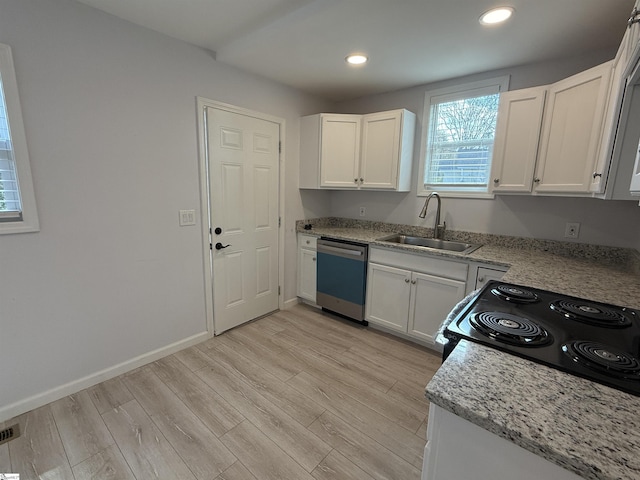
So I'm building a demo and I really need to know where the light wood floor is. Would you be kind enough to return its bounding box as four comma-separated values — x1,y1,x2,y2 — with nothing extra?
0,304,442,480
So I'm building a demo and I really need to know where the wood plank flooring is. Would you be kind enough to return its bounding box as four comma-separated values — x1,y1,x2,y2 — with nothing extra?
0,304,442,480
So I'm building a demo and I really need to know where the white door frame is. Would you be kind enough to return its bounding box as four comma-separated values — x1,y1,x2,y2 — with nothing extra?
196,97,286,335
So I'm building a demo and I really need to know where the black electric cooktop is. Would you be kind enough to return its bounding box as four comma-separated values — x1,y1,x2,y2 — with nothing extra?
444,281,640,397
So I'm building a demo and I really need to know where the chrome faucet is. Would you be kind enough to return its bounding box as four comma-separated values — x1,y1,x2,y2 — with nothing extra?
419,192,446,239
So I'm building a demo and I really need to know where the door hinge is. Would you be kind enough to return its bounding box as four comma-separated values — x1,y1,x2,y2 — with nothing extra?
210,243,213,250
279,141,282,153
278,286,281,295
279,217,281,228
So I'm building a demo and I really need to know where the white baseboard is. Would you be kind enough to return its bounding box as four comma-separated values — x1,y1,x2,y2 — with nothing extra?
0,331,210,423
283,297,300,309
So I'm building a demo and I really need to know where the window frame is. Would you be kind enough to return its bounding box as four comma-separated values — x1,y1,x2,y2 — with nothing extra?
417,75,510,198
0,43,39,234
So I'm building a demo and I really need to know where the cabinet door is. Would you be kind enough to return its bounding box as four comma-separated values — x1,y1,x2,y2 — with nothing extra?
320,114,361,188
534,62,612,193
591,51,625,194
475,266,506,290
408,272,466,344
365,263,411,332
360,110,402,190
491,87,546,193
297,247,317,302
423,405,585,480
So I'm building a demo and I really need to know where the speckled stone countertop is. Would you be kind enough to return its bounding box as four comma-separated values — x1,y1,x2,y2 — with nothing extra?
299,217,640,479
296,217,640,309
426,340,640,480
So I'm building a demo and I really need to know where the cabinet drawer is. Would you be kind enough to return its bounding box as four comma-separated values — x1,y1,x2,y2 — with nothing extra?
370,247,468,281
298,233,318,250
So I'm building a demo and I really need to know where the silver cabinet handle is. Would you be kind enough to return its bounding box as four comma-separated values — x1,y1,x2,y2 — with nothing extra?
411,280,416,284
534,178,541,183
494,178,499,183
404,278,410,283
360,178,364,184
312,257,316,262
593,172,602,179
306,240,310,244
354,178,358,183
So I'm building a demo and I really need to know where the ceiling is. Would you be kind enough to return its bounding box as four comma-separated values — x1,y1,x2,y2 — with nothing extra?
75,0,635,102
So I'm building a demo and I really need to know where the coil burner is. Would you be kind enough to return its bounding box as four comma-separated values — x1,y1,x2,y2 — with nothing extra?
490,284,539,304
550,299,633,328
470,312,551,347
562,341,640,379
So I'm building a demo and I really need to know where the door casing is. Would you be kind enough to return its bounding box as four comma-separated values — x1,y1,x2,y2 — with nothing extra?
197,97,286,335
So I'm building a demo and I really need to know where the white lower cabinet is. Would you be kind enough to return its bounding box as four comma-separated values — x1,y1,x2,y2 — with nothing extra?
366,263,412,332
366,247,467,345
473,265,508,290
297,233,317,303
422,405,583,480
408,272,466,343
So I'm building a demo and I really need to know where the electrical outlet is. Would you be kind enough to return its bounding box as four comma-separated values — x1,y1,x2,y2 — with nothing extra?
359,206,366,217
179,209,196,226
564,222,580,239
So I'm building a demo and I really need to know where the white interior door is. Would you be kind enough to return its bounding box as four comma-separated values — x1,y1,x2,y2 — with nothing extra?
206,107,280,334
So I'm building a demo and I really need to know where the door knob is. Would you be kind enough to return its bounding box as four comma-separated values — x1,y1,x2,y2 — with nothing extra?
215,242,230,250
214,227,222,235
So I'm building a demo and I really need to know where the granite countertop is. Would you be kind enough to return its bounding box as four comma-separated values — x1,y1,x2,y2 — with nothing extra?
298,217,640,479
426,340,640,480
297,221,640,309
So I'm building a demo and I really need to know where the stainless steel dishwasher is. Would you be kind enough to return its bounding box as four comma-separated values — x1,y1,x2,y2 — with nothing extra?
316,237,368,324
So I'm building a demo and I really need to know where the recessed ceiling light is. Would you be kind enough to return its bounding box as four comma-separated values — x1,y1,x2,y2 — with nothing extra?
479,7,514,25
346,54,368,65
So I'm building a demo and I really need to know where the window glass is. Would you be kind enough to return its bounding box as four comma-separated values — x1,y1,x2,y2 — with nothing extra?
418,76,509,196
0,77,21,215
0,43,39,233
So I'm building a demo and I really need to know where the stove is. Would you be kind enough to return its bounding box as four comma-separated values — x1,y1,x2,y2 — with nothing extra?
444,280,640,396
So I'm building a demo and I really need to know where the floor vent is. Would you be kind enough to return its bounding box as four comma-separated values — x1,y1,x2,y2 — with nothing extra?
0,424,20,446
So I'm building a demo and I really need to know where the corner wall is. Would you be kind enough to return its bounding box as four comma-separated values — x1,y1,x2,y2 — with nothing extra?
0,0,331,419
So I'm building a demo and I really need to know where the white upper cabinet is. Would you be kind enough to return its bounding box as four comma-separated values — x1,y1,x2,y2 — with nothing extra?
590,44,627,194
491,62,613,196
299,109,416,191
491,87,546,193
623,2,640,68
319,114,361,188
360,110,415,190
534,62,612,194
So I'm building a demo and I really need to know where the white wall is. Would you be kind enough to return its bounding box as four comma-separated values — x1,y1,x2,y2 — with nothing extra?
330,49,640,248
0,0,331,419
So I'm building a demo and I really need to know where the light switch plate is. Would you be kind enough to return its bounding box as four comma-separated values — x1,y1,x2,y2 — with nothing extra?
179,209,196,226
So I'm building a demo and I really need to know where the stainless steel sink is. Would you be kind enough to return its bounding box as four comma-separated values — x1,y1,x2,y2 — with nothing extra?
376,234,481,254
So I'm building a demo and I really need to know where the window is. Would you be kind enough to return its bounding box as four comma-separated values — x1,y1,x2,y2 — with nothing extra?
0,43,38,234
418,76,510,196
